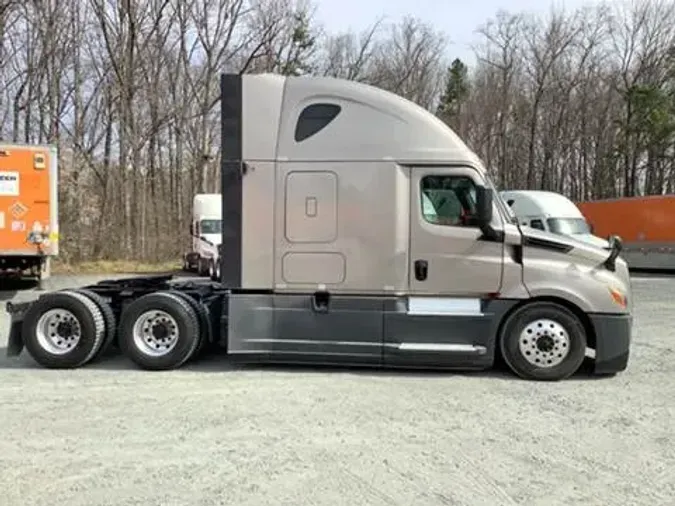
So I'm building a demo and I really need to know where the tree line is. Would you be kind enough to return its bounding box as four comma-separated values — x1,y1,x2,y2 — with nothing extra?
0,0,672,262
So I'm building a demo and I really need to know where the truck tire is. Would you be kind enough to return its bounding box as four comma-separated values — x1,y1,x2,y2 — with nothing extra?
197,257,208,277
499,301,587,381
209,259,218,281
118,291,200,370
66,289,117,358
21,291,106,369
167,290,211,359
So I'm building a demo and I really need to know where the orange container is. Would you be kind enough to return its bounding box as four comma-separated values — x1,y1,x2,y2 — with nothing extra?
0,143,59,258
576,195,675,243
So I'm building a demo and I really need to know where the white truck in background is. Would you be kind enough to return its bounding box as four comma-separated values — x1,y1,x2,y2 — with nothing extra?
500,190,609,249
182,193,222,278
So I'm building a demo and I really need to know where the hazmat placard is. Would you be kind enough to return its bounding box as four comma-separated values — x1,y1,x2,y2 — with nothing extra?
9,201,28,219
0,171,19,196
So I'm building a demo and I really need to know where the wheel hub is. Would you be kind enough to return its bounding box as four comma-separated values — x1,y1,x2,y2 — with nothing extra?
56,320,76,339
518,318,570,368
36,309,82,355
151,322,169,340
536,335,555,352
132,310,179,357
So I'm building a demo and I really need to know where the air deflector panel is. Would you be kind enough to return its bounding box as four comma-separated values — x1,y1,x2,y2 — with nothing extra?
220,73,243,288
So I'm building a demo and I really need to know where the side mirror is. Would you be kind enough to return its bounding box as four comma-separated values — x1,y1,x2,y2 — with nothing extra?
589,223,595,234
604,234,623,271
475,185,493,225
475,185,500,241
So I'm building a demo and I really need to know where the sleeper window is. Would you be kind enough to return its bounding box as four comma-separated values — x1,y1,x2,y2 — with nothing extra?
420,175,478,227
294,104,341,142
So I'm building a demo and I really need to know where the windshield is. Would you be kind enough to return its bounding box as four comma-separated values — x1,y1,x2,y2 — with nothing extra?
547,217,590,235
200,219,221,234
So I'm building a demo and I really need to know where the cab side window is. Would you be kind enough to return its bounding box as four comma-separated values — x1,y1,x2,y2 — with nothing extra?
420,175,478,227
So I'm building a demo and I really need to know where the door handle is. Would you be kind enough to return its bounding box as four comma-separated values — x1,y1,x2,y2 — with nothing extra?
414,260,428,281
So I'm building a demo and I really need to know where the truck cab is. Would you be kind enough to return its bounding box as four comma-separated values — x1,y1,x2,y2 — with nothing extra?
500,190,609,249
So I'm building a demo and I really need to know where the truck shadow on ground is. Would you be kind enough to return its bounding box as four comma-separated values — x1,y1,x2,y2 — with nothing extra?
0,347,608,382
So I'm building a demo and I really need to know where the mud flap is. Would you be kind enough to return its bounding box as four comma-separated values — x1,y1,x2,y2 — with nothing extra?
5,301,29,357
7,319,24,356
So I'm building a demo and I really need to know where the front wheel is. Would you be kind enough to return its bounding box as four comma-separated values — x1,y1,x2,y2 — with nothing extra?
499,302,587,381
197,257,209,277
209,259,220,281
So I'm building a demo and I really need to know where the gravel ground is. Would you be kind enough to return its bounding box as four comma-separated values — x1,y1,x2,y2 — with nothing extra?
0,274,673,506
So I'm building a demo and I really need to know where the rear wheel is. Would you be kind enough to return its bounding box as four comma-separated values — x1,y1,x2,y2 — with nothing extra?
67,289,117,357
21,291,106,368
499,301,587,381
167,290,211,359
118,291,200,370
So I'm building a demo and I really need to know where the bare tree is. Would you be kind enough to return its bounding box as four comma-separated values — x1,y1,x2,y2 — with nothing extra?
318,19,383,81
1,0,674,264
368,16,448,110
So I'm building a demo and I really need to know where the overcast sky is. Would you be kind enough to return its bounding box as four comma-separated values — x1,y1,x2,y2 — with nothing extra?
313,0,603,64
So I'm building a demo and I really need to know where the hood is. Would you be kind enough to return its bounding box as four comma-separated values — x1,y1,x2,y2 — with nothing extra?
200,233,221,246
521,226,610,264
570,233,610,249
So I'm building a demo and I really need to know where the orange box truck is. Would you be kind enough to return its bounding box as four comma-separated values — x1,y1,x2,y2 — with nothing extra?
0,143,58,282
576,195,675,271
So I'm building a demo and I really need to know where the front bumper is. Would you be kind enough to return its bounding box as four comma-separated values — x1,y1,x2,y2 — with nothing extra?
589,312,633,375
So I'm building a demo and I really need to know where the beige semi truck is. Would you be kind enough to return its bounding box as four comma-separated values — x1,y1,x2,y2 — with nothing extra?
5,73,632,381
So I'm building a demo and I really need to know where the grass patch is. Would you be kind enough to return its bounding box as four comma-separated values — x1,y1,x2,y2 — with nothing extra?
52,259,182,275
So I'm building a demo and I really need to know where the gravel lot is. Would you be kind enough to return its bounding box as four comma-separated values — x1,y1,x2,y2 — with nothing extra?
0,274,673,506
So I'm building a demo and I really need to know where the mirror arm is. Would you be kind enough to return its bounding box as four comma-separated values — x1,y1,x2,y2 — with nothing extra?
479,221,499,240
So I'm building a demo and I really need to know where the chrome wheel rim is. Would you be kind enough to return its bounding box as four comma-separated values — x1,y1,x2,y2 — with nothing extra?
518,318,570,368
36,309,81,355
132,310,179,357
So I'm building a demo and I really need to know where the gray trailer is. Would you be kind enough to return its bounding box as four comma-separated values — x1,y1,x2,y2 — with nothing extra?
4,73,633,381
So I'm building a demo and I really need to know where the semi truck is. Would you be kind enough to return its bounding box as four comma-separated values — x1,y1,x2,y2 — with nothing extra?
0,143,58,283
501,190,609,249
577,195,675,271
182,193,222,277
4,73,633,381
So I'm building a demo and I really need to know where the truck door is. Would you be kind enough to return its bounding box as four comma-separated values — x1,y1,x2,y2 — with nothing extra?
408,167,503,295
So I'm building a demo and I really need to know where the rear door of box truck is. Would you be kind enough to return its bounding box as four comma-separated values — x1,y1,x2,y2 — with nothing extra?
0,144,58,257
